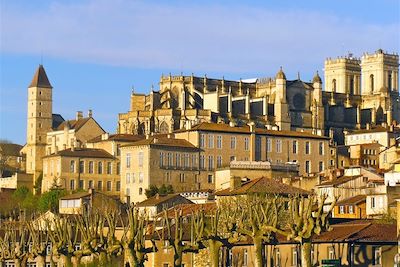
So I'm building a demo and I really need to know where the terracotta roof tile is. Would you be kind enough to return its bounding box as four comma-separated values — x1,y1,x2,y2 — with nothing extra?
136,194,192,207
88,134,145,143
215,177,310,196
56,118,91,131
29,65,52,88
122,136,197,149
44,148,114,159
336,195,366,205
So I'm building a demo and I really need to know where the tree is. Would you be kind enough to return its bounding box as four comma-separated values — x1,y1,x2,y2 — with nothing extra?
145,184,174,198
144,185,159,198
12,186,38,214
121,206,157,267
37,189,67,212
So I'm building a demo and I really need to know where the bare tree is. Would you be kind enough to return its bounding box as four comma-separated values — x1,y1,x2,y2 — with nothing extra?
0,221,30,267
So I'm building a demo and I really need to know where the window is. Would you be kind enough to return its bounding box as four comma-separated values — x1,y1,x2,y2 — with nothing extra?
208,134,214,148
319,142,324,155
176,153,181,168
139,188,143,195
131,173,135,183
126,153,131,168
200,155,205,170
116,181,121,192
88,180,94,189
291,247,298,267
98,162,103,174
217,135,222,149
373,246,381,265
117,144,121,156
139,172,144,183
70,160,75,173
97,181,102,190
126,173,130,184
138,151,144,167
217,155,222,168
244,137,249,151
167,152,173,167
165,172,171,183
208,174,213,183
319,161,324,172
276,140,282,153
200,134,205,148
230,136,236,149
305,161,311,174
70,179,75,190
274,248,281,267
348,205,354,214
107,162,112,174
243,249,248,267
87,161,94,174
267,138,272,152
179,173,185,183
117,162,120,175
371,197,376,208
159,152,164,168
107,181,112,191
339,205,345,214
328,246,335,259
208,155,214,170
79,161,84,173
305,141,310,154
79,180,84,189
230,155,236,162
191,154,197,167
332,79,337,91
292,141,298,154
184,153,189,168
370,74,374,91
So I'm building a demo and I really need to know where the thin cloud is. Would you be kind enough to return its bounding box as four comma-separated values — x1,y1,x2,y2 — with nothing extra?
1,0,399,75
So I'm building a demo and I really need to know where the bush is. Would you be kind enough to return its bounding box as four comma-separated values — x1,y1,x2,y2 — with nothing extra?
37,189,67,212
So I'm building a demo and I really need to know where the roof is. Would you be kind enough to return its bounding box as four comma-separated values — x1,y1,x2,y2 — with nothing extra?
29,65,52,88
60,191,91,200
122,136,198,149
314,220,397,243
44,148,114,159
178,122,329,140
348,126,400,135
55,117,91,131
0,143,23,157
88,134,145,143
336,195,366,206
215,176,310,196
136,194,190,207
52,114,65,129
161,203,217,218
317,175,362,187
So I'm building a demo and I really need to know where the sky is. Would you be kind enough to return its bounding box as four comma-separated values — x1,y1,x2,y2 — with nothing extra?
1,0,399,145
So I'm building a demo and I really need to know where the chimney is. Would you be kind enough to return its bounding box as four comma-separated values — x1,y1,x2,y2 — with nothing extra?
88,110,93,118
230,176,242,191
76,111,83,120
101,133,109,140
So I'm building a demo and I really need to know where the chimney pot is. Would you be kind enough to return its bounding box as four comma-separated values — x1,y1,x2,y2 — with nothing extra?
76,111,83,120
88,110,93,118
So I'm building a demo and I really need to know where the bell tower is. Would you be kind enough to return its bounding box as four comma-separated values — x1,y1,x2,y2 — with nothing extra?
26,65,53,187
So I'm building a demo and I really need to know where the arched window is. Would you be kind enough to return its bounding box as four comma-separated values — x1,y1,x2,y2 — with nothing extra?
159,121,169,134
388,73,392,90
332,79,337,92
370,74,374,91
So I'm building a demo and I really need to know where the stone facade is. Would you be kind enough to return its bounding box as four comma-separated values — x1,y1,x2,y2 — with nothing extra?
118,49,399,145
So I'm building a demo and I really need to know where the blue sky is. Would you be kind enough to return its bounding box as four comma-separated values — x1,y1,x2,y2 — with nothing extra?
1,0,399,144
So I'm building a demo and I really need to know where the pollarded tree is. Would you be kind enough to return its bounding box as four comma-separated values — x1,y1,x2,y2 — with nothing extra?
121,206,157,267
26,217,49,267
0,220,30,267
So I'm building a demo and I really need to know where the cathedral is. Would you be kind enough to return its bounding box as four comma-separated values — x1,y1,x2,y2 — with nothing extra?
118,49,399,144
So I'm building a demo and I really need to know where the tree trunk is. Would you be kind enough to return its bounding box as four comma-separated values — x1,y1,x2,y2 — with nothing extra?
300,241,312,267
173,246,183,267
253,236,264,267
209,241,222,267
124,248,136,267
98,251,108,266
36,255,46,267
60,255,73,267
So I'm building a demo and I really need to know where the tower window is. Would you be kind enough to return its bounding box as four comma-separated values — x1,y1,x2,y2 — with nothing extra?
332,79,337,91
350,77,354,95
388,73,392,90
39,91,42,95
370,74,374,91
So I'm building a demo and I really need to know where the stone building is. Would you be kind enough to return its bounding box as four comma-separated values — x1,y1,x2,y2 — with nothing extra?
118,49,399,145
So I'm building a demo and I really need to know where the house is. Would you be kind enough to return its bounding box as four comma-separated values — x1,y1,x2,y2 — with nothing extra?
136,193,193,219
0,142,25,177
333,195,366,219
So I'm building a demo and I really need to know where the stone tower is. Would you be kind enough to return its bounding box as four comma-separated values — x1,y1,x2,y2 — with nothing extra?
274,67,291,130
324,55,361,95
360,49,399,95
26,65,53,187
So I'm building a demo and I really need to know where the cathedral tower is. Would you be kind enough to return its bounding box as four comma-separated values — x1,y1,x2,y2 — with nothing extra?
324,55,361,95
26,65,53,187
360,49,399,95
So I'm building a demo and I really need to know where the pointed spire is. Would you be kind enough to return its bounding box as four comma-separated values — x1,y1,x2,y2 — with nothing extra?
312,71,322,83
297,71,300,80
276,66,286,80
29,65,52,88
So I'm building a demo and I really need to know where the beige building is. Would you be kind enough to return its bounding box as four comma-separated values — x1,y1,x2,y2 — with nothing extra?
118,49,399,146
46,111,105,155
42,147,120,195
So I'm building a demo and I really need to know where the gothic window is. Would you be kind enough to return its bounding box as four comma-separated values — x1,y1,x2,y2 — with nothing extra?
388,73,392,90
293,93,305,110
160,121,169,134
332,79,337,92
350,77,354,95
370,74,374,91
